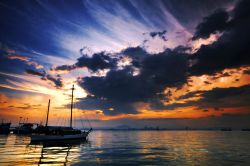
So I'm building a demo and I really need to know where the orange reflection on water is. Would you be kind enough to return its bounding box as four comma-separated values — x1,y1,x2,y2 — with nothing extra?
0,134,87,166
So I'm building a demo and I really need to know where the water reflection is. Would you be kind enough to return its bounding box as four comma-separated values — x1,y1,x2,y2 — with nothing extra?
28,140,90,166
1,131,250,165
0,134,89,165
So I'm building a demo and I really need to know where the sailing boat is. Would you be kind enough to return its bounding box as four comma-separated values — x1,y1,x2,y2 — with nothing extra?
30,85,92,142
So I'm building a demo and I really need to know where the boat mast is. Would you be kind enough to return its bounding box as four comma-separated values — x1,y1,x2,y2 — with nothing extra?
70,84,74,128
45,99,50,127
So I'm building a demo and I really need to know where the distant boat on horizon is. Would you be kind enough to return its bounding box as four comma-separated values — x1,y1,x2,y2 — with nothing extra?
30,84,92,142
241,128,250,131
220,127,232,131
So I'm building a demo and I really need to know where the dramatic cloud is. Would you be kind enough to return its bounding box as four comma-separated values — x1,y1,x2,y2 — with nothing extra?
25,69,63,88
77,47,188,115
192,9,229,40
121,46,149,68
53,52,117,72
76,96,138,115
76,52,116,71
190,0,250,75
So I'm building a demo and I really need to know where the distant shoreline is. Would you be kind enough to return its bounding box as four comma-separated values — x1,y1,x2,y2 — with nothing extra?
87,128,250,131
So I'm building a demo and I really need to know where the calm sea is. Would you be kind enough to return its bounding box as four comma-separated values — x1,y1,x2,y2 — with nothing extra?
0,131,250,165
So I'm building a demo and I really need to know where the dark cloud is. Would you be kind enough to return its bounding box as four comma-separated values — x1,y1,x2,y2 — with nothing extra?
54,65,76,71
77,48,188,115
55,47,147,72
192,9,229,40
54,52,117,72
76,96,138,115
79,68,149,103
25,69,45,77
46,74,63,88
25,69,63,88
149,30,167,41
140,49,188,87
122,46,149,68
190,0,250,76
197,85,250,108
77,52,116,71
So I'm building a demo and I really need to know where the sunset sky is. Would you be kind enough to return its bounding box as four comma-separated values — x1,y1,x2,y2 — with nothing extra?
0,0,250,129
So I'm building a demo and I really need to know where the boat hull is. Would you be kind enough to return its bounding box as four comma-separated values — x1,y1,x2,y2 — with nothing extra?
30,133,88,142
0,123,11,134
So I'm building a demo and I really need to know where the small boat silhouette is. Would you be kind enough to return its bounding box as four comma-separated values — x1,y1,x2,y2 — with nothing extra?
0,120,11,134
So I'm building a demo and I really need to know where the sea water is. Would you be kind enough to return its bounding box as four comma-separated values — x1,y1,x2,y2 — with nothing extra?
0,131,250,165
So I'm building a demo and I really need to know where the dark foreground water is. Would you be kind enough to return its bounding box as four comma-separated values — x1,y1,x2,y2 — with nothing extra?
0,131,250,165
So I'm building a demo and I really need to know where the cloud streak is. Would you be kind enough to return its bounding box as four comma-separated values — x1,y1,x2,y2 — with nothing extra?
25,69,63,88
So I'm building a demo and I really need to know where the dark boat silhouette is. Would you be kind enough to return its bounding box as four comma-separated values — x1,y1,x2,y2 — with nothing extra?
0,121,11,134
30,84,92,142
13,123,38,134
